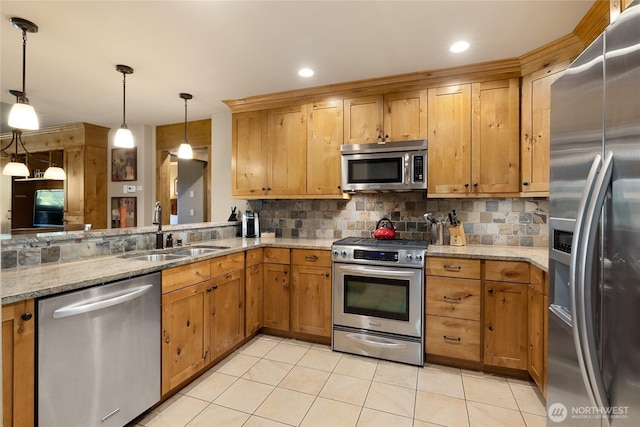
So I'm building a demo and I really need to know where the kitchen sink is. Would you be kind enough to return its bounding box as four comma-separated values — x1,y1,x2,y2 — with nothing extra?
171,247,226,257
121,253,189,262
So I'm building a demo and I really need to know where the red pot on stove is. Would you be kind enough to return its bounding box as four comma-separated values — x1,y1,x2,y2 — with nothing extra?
373,218,396,240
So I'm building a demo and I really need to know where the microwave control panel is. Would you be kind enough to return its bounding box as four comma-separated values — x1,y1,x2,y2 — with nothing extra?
413,155,424,182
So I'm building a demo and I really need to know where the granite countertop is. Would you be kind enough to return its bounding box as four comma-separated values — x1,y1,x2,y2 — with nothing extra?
427,244,548,272
1,237,547,304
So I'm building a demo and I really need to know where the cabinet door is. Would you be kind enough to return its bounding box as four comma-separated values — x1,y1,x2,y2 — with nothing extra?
307,100,343,195
383,90,427,141
521,62,568,193
528,284,544,388
343,95,383,144
231,111,267,197
483,280,528,369
245,263,263,336
64,145,86,226
267,105,307,195
291,265,332,337
427,85,471,195
211,270,245,359
2,299,35,427
263,263,290,331
161,282,210,396
471,78,520,194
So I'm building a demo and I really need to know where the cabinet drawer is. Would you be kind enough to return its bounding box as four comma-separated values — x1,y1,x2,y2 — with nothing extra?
426,257,481,279
426,276,480,320
263,247,290,264
485,260,530,283
426,315,480,362
211,252,245,277
245,248,263,267
291,249,331,267
162,260,211,293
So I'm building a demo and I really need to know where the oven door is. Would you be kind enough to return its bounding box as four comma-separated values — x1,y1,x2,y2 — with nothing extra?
332,263,423,337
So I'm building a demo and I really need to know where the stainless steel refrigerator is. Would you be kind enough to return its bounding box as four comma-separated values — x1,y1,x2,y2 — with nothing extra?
548,2,640,426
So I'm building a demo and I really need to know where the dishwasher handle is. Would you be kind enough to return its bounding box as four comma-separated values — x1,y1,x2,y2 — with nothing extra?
52,284,154,319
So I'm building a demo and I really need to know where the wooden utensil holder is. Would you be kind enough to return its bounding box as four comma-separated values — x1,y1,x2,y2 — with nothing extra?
448,223,467,246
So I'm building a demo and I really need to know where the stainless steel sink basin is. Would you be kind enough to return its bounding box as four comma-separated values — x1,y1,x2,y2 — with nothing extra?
172,247,222,257
122,253,189,262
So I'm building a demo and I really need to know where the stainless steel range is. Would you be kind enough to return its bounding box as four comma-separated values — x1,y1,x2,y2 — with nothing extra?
331,237,426,366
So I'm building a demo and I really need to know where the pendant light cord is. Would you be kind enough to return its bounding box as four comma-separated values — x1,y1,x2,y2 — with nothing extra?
122,73,127,128
184,97,188,142
20,30,27,102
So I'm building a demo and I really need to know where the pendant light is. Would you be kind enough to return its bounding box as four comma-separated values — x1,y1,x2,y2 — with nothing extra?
114,64,134,148
8,17,39,130
177,93,193,159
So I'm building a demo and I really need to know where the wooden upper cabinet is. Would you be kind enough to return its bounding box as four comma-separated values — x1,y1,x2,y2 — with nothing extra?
471,78,520,194
427,79,520,197
231,111,267,197
427,84,472,195
343,95,383,144
521,61,569,194
307,100,343,195
383,90,428,141
344,91,427,145
266,105,307,195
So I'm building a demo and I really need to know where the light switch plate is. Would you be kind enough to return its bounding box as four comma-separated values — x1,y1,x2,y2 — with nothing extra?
126,185,136,193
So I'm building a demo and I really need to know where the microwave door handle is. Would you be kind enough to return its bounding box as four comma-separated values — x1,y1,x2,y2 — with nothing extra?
404,153,411,186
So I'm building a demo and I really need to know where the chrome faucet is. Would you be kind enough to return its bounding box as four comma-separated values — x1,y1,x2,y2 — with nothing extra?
152,201,163,249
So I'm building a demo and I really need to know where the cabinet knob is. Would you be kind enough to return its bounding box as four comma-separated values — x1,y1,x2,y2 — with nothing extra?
21,312,33,321
325,273,330,278
473,183,478,187
523,182,529,186
488,288,494,295
488,325,494,331
213,285,218,290
207,287,212,292
284,270,288,274
464,183,469,188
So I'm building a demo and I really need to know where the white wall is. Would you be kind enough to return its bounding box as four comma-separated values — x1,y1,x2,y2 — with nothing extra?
107,124,155,228
210,110,246,222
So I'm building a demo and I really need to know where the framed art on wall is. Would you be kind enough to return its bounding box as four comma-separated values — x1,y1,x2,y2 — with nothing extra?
111,147,137,181
111,197,137,228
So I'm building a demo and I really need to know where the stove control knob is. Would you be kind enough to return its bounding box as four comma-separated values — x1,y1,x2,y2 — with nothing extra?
333,250,339,257
406,254,413,261
341,251,347,257
416,254,423,261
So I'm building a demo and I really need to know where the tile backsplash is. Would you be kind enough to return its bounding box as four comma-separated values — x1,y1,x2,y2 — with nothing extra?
251,193,548,247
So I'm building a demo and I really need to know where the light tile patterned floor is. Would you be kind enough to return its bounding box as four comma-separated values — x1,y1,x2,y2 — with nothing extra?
136,334,546,427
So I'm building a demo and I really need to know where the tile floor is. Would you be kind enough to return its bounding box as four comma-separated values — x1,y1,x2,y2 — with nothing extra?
136,334,546,427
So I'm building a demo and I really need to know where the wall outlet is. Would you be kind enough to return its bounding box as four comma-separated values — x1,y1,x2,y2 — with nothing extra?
123,184,128,194
189,209,195,216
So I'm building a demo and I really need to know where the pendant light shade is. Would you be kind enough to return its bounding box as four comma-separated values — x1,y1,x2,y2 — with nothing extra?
2,161,30,177
43,166,66,180
114,64,134,148
8,17,39,130
178,93,193,160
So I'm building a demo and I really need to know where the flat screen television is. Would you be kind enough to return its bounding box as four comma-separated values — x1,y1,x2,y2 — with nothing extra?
33,189,64,227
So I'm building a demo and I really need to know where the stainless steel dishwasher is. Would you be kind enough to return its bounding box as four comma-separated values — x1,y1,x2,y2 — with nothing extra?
37,272,161,427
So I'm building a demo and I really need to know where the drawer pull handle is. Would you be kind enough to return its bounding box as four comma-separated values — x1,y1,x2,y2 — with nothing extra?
443,296,461,302
443,265,461,272
443,335,461,342
305,255,318,261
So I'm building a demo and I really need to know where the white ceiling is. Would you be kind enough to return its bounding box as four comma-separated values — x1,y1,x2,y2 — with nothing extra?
0,0,595,134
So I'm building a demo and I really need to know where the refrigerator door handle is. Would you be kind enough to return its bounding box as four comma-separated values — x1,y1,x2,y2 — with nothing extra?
569,153,602,411
579,151,614,416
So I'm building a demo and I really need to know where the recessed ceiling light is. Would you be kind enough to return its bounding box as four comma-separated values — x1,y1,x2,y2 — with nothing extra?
450,41,470,53
298,68,314,77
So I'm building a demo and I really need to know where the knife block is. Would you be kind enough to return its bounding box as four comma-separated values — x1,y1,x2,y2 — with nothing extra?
448,223,467,246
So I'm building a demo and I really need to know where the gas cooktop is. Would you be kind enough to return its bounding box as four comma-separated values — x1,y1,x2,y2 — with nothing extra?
333,237,428,250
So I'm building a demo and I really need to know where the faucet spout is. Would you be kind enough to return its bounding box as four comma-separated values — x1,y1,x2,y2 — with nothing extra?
153,201,163,249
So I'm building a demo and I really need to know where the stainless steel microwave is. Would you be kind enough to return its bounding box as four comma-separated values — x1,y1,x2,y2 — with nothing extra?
340,140,427,192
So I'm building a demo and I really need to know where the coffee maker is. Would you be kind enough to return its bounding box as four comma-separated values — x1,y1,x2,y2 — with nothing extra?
242,211,260,238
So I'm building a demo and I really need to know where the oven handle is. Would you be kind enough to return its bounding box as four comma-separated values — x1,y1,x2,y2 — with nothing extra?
346,333,408,349
335,264,419,280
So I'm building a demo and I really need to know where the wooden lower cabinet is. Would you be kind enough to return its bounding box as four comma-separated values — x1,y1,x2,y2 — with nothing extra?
528,284,544,386
425,259,482,363
262,248,291,331
161,281,210,396
245,248,264,336
290,250,332,337
210,269,245,359
483,279,529,369
2,299,35,427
